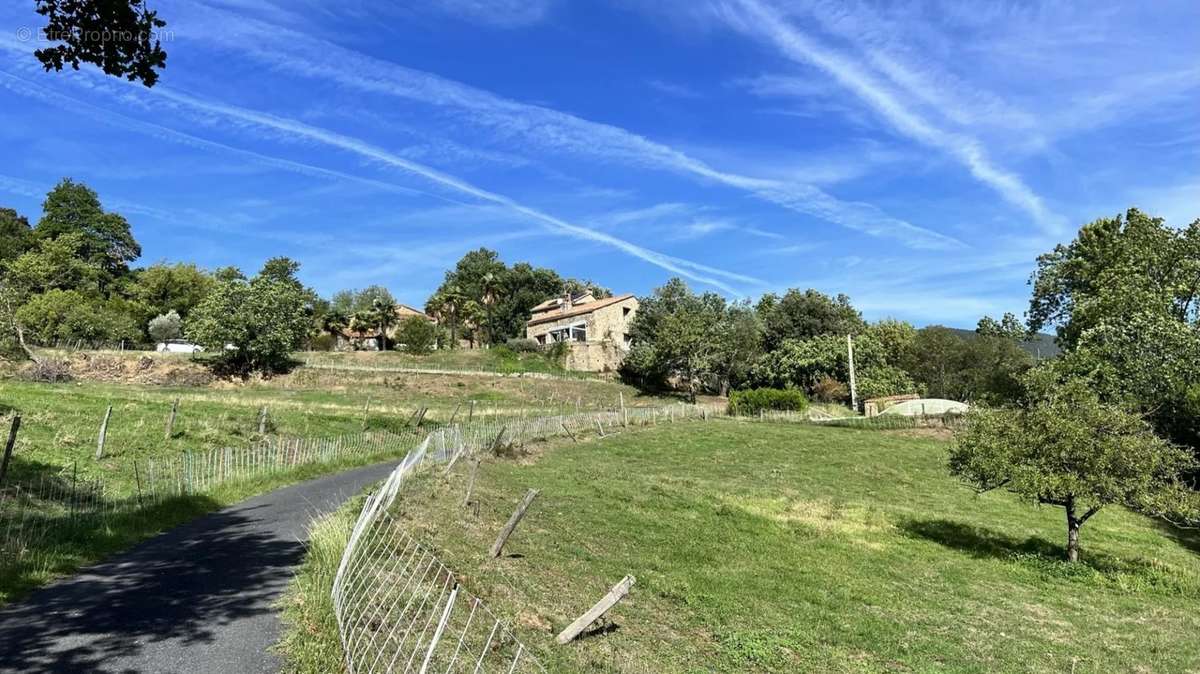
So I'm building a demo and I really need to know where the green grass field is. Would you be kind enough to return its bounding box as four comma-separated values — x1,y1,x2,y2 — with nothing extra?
284,420,1200,672
0,349,673,607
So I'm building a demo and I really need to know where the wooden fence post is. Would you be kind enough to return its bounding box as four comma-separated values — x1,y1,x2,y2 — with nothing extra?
490,488,539,558
560,422,577,443
133,460,144,507
0,415,20,487
165,398,179,439
258,406,268,434
448,402,462,425
414,407,428,428
362,397,372,430
555,575,636,644
96,405,113,459
462,458,480,509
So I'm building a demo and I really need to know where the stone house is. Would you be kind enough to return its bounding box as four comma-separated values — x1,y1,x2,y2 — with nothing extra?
525,292,639,372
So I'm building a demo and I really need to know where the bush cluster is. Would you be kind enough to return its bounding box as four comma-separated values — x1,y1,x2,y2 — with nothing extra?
727,387,808,416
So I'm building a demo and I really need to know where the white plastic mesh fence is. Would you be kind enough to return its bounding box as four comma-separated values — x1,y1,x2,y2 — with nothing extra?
332,403,723,673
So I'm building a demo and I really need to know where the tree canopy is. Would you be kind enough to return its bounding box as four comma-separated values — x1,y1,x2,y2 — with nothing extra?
427,248,608,346
35,178,140,282
950,371,1197,562
186,260,312,374
32,0,168,87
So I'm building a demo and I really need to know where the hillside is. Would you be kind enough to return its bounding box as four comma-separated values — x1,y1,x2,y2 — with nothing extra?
346,420,1200,672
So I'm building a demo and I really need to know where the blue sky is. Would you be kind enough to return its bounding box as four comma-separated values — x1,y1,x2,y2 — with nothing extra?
0,0,1197,327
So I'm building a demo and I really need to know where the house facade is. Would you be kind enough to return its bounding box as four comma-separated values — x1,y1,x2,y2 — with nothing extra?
525,292,638,372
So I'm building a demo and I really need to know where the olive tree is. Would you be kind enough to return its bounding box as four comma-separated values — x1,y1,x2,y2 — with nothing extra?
949,373,1196,562
147,310,181,342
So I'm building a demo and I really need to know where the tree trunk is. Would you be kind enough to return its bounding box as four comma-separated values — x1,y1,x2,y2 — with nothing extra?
1065,497,1081,563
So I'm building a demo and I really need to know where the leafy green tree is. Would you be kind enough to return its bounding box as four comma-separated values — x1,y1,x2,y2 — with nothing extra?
623,278,762,398
757,288,865,350
950,373,1197,562
905,326,967,399
129,262,213,321
35,179,140,283
186,261,310,373
1028,208,1200,349
212,266,245,283
32,0,168,87
396,315,437,354
0,208,33,268
147,310,182,342
977,312,1026,340
15,289,140,345
1,233,100,296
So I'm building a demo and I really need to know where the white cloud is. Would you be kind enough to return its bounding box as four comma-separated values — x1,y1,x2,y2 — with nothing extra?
713,0,1066,236
166,1,962,250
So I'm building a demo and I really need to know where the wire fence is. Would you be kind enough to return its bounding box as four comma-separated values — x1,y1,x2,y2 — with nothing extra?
0,426,425,574
331,402,723,674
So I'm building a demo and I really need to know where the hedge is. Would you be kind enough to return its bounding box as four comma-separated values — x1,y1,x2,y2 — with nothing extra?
728,387,808,416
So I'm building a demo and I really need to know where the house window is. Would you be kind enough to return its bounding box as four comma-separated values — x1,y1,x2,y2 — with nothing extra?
623,333,632,348
572,325,587,342
623,307,631,317
536,334,546,345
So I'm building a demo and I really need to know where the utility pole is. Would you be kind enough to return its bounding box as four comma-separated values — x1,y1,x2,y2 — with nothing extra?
847,334,858,412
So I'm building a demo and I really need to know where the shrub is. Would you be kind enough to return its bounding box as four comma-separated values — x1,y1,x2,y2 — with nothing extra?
811,375,848,403
728,387,808,416
395,316,436,355
505,338,540,353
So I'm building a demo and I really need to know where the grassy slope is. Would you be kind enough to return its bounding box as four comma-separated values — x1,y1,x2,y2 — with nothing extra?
0,358,656,605
371,421,1200,673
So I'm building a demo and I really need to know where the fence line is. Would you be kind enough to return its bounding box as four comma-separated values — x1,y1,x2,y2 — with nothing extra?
331,402,723,673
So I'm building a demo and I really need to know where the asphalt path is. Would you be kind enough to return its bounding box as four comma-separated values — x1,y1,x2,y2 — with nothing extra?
0,459,400,673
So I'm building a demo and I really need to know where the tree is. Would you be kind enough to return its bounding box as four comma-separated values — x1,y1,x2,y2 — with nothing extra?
372,295,398,350
128,262,213,320
621,278,752,399
757,288,865,351
1028,208,1200,350
395,316,437,355
186,261,310,373
905,326,967,399
0,208,33,268
35,179,140,282
949,372,1196,562
32,0,168,87
147,310,181,342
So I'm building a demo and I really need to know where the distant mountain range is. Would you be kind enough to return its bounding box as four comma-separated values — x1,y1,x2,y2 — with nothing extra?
944,328,1061,360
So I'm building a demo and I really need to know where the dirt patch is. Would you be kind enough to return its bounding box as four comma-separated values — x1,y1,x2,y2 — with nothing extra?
41,353,216,386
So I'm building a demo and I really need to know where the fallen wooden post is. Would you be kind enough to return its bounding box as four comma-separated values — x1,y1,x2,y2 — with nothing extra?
164,397,179,439
414,406,428,428
594,419,605,438
0,415,21,487
560,422,577,443
96,405,113,459
448,402,462,425
555,575,636,645
489,488,539,558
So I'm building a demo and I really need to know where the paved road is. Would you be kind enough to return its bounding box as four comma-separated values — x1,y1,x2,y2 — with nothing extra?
0,460,400,673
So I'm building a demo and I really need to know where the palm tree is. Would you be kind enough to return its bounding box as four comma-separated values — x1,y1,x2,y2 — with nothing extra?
373,296,398,351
